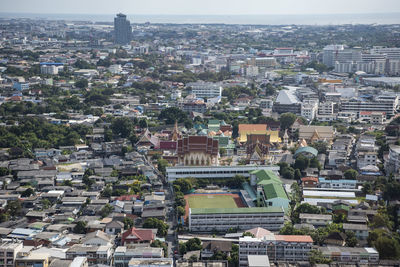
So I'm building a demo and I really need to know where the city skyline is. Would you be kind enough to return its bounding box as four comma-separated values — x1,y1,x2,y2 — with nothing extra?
2,0,400,15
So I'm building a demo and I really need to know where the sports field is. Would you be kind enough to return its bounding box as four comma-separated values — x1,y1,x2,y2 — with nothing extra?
187,194,238,209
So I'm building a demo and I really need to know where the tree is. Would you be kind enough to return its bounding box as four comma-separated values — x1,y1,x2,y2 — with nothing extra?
157,158,169,176
139,119,148,129
75,79,88,89
158,107,188,125
310,141,328,154
294,169,302,180
173,179,193,194
309,157,321,170
99,204,113,218
5,200,22,217
21,187,35,197
344,169,358,180
123,217,134,230
219,147,226,157
186,238,202,251
309,249,332,265
101,186,113,198
373,236,400,259
243,232,255,237
40,198,52,209
345,231,358,247
227,175,246,188
280,113,297,130
294,155,310,171
177,206,185,217
73,221,87,234
151,240,168,257
143,218,169,237
111,117,134,138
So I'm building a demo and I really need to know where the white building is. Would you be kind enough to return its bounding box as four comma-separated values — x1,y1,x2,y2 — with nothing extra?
40,65,59,75
0,242,23,267
189,207,284,232
166,165,279,182
385,144,400,175
187,82,222,99
239,233,312,267
109,64,123,74
301,100,318,121
128,258,173,267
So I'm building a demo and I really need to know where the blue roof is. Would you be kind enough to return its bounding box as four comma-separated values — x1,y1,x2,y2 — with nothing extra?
40,62,64,66
294,146,318,158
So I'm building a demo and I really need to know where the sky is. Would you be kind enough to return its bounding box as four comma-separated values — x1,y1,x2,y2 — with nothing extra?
1,0,400,15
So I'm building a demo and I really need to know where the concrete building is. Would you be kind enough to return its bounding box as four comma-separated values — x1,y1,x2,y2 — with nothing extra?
340,95,398,117
322,45,345,67
188,207,284,232
114,13,132,45
299,213,332,227
319,246,378,264
166,165,280,182
343,223,369,240
239,231,313,267
0,242,23,267
385,144,400,175
273,88,301,115
301,100,318,121
128,258,173,267
114,247,164,267
187,82,222,99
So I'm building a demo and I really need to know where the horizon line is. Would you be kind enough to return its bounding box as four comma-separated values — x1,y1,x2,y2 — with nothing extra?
1,11,400,16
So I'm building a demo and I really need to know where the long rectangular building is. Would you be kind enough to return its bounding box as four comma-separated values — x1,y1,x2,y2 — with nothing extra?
319,246,379,264
166,165,280,182
188,207,284,232
239,234,313,267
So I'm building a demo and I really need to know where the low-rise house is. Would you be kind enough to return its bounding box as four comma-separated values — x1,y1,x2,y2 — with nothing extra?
66,244,113,266
319,246,379,263
121,228,155,246
299,213,332,227
105,221,124,235
201,241,232,259
128,258,173,267
343,223,369,240
82,230,114,246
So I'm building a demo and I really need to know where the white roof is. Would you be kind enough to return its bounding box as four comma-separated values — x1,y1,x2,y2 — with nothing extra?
275,89,300,105
302,198,358,205
303,190,355,198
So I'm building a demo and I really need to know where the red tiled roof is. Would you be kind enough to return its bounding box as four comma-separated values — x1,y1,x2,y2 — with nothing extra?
301,177,319,183
121,227,154,244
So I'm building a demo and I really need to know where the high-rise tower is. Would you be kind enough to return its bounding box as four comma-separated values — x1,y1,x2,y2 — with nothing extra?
114,13,132,45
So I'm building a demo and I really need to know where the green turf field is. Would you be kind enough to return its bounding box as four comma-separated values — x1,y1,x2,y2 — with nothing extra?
187,194,238,209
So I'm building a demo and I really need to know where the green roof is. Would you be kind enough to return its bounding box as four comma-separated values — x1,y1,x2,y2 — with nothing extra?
190,207,283,215
251,169,282,185
208,120,220,126
263,183,288,200
332,204,350,211
213,136,229,146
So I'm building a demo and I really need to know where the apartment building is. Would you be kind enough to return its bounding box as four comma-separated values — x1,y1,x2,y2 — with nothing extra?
319,246,378,264
0,242,23,267
340,95,398,117
188,207,284,232
299,213,332,227
66,244,113,266
187,82,222,99
114,247,164,267
166,165,280,182
239,234,313,267
385,144,400,175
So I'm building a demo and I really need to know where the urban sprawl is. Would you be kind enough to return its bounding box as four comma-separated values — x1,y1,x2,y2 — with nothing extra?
0,14,400,267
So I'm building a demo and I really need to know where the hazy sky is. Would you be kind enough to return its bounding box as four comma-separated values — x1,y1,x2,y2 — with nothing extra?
2,0,400,15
